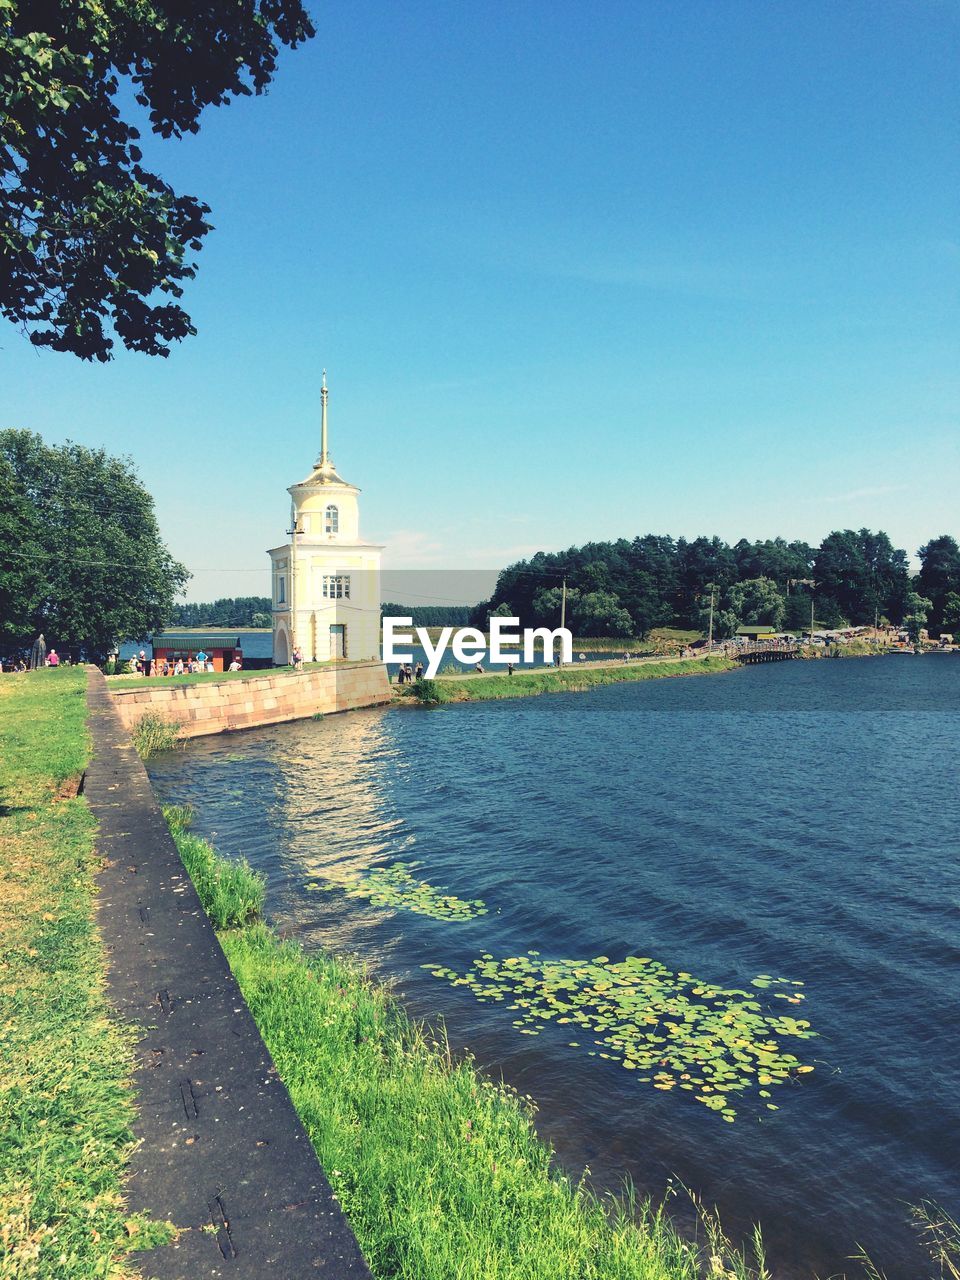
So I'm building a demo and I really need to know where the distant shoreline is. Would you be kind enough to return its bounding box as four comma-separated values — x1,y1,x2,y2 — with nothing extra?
396,655,736,704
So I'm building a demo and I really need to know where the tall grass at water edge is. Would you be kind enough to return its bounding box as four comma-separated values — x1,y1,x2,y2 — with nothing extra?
161,804,771,1280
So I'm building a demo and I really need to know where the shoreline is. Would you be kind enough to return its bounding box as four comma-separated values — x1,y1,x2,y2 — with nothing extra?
395,655,737,703
159,804,770,1280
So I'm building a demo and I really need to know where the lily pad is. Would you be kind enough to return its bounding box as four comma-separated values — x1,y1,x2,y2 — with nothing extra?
428,950,816,1121
307,862,487,922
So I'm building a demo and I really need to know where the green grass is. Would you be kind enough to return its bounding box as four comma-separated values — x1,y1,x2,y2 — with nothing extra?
402,657,736,703
158,808,772,1280
107,659,361,689
131,710,183,759
0,669,173,1278
570,629,703,653
164,806,265,929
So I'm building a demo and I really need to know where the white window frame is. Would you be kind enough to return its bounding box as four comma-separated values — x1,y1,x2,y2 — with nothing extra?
322,574,351,600
325,504,339,534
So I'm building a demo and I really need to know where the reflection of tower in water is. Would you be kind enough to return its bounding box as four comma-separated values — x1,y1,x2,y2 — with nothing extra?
269,706,414,894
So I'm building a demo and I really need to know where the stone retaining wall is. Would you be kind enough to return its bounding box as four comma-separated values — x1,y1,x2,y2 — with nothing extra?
108,662,392,738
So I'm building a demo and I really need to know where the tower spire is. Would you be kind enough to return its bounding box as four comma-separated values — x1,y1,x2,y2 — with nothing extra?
319,369,330,468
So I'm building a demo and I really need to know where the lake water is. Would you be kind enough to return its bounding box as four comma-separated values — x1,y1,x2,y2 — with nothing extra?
146,656,960,1278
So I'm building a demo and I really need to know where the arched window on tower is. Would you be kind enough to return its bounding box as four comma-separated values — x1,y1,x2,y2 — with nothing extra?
325,504,339,534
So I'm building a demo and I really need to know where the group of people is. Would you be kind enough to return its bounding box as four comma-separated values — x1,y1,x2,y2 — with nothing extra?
0,648,63,672
131,648,242,676
395,662,425,684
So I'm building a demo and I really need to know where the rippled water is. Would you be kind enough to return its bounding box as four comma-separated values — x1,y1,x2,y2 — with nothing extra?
147,656,960,1278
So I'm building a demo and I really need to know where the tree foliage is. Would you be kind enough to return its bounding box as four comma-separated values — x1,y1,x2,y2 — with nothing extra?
0,428,188,658
475,529,916,637
381,603,473,628
1,0,314,360
941,592,960,636
903,592,933,644
812,529,910,628
169,596,271,627
917,535,960,634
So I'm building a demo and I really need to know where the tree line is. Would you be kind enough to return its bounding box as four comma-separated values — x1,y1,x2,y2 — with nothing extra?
471,531,960,639
169,598,273,628
380,604,473,628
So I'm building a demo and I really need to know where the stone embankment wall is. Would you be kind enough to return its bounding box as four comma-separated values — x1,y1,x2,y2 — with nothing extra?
108,662,392,739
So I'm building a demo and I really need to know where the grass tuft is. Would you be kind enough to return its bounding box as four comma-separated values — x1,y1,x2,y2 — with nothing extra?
131,710,182,759
163,806,265,929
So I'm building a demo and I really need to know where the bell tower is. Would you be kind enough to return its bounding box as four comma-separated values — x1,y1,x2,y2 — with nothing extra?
267,374,383,664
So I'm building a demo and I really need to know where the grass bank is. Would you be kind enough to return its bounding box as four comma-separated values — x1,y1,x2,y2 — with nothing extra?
0,669,170,1278
161,803,766,1280
401,656,736,704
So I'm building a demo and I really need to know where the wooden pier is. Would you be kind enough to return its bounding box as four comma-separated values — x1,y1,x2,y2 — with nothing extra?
733,642,801,664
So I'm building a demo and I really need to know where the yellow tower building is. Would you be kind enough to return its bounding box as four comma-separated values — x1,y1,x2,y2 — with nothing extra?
268,374,383,665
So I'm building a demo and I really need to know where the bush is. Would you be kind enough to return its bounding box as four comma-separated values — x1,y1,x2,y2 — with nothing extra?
411,678,443,704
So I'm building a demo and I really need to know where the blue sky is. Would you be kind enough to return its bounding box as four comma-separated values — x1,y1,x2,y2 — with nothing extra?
4,0,957,601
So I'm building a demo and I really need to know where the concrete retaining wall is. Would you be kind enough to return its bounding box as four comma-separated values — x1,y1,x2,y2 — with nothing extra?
108,662,392,739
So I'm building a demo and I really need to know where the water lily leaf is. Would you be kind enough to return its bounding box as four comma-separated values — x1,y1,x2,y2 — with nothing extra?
319,863,487,922
432,948,817,1122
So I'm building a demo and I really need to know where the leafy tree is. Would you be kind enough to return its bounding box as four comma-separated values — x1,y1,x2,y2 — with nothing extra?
733,538,813,588
251,611,271,629
813,529,909,625
0,451,40,642
1,0,314,360
941,592,960,636
675,536,737,624
696,598,739,639
783,587,814,633
620,569,672,638
696,578,784,640
726,576,786,629
903,592,933,644
0,428,188,659
570,590,633,637
917,535,960,634
531,585,571,627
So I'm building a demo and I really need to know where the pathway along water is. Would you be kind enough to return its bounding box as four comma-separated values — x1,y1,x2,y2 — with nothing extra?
146,655,960,1279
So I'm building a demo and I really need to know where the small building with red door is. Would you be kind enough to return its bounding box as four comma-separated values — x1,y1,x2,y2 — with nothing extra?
150,632,243,673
